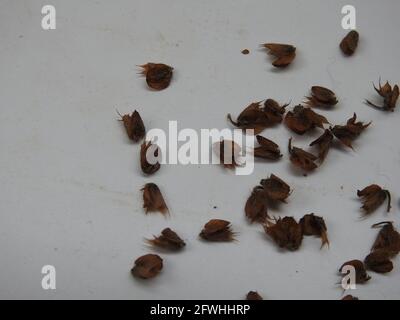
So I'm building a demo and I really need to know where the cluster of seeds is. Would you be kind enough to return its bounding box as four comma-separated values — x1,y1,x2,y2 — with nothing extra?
117,29,398,299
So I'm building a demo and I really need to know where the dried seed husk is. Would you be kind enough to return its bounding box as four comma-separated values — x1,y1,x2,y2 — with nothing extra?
305,86,338,108
366,80,399,112
364,249,393,274
141,183,168,215
140,141,161,174
288,138,318,172
357,184,391,215
199,219,235,242
264,217,303,251
262,43,296,68
131,254,163,279
309,129,334,162
330,113,370,149
339,260,370,284
371,222,400,255
253,135,282,160
146,228,185,251
246,291,263,300
260,174,291,202
139,63,173,90
215,140,242,169
118,110,146,142
299,213,329,248
342,295,359,300
340,30,359,56
284,105,329,135
263,99,289,124
245,186,269,224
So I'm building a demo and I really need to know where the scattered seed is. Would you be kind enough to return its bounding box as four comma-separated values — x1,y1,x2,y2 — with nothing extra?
340,30,359,56
364,249,393,273
342,295,359,300
199,219,236,242
284,105,329,135
330,113,370,149
140,141,161,174
305,86,338,109
365,79,399,112
253,135,282,160
117,110,146,142
299,213,329,248
245,186,269,224
131,254,163,279
371,221,400,255
146,228,185,251
260,174,291,202
339,260,370,284
357,184,391,215
139,63,173,90
264,217,303,251
241,49,250,55
262,43,296,68
141,183,168,215
288,138,318,172
246,291,263,300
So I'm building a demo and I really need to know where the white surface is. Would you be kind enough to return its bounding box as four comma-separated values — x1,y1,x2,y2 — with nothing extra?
0,0,399,300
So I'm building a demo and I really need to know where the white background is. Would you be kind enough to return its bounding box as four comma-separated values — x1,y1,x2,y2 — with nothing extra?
0,0,399,299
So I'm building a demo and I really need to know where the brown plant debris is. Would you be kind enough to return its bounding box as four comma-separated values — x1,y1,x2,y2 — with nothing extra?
131,254,163,279
340,30,359,56
260,174,291,202
309,129,334,162
263,217,303,251
305,86,338,109
339,260,371,284
245,186,269,224
364,249,394,274
253,135,282,160
330,113,371,149
140,141,161,174
288,138,318,172
117,110,145,142
357,184,391,215
284,105,329,135
199,219,236,242
146,228,185,251
299,213,329,248
342,295,359,300
139,63,173,90
371,221,400,255
246,291,263,300
241,49,250,55
261,43,296,68
215,140,242,169
365,80,399,112
141,183,169,215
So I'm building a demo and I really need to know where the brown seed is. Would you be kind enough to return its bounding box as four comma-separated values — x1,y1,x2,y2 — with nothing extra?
228,100,287,134
246,291,263,300
199,219,236,242
146,228,185,251
215,140,242,169
141,183,168,215
284,105,329,135
264,217,303,251
340,30,359,56
140,141,161,174
260,174,291,202
339,260,370,284
305,86,338,109
139,63,173,90
241,49,250,55
371,221,400,255
245,186,269,224
299,213,329,248
364,249,393,274
117,110,146,142
357,184,391,215
262,43,296,68
330,113,371,149
309,129,334,162
131,254,163,279
341,295,359,300
253,135,282,160
288,138,318,172
365,79,399,112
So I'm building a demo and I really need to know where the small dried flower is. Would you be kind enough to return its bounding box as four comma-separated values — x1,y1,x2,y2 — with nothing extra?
263,217,303,251
364,249,393,274
146,228,185,251
260,174,291,202
357,184,391,215
140,141,161,174
141,183,168,215
139,63,173,90
199,219,236,242
245,186,269,224
365,80,399,112
339,260,370,284
340,30,359,56
309,129,334,162
284,105,329,135
371,222,400,255
117,110,146,142
305,86,338,109
262,43,296,68
299,213,329,248
288,138,318,172
131,254,163,279
253,135,282,160
330,113,371,149
214,140,242,169
246,291,263,300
